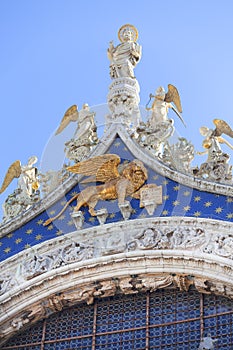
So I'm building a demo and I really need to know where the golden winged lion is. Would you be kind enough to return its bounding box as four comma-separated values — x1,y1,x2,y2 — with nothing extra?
44,154,150,226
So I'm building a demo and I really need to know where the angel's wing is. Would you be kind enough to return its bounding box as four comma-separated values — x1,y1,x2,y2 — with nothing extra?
55,105,79,135
213,119,233,138
0,160,21,194
164,84,182,113
67,154,121,183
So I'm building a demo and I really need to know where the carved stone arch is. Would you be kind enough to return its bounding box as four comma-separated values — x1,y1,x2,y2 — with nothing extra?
1,216,233,345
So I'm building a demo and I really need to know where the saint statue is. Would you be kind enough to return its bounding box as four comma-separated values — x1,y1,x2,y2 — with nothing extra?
107,24,142,79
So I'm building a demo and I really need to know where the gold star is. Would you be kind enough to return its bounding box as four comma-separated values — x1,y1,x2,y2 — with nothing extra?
37,219,44,225
194,196,201,202
163,179,169,185
227,197,233,203
173,185,180,191
58,214,65,221
204,201,212,207
4,247,11,253
56,230,63,236
15,238,22,244
162,210,169,216
183,205,190,212
215,207,223,214
227,213,233,219
49,210,56,215
183,191,191,197
109,213,116,218
153,175,159,180
123,147,128,151
139,213,147,218
70,191,78,196
163,195,169,200
24,244,31,249
60,200,67,206
114,141,121,147
7,233,13,238
194,211,201,217
26,229,33,235
173,200,180,206
67,220,74,226
89,217,96,222
47,225,54,231
36,234,43,241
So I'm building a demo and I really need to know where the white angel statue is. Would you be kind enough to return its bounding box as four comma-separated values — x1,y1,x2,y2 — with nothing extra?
55,103,98,162
0,156,39,197
198,119,233,162
195,119,233,183
146,84,185,128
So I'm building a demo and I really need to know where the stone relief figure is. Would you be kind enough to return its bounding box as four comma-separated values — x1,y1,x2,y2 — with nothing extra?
128,228,169,251
213,234,233,258
22,252,61,279
61,242,94,263
170,227,205,249
107,24,142,79
103,233,125,255
22,242,94,279
0,316,30,338
127,226,206,252
43,154,155,225
0,156,40,221
136,275,174,293
55,104,98,163
194,119,233,183
0,273,18,295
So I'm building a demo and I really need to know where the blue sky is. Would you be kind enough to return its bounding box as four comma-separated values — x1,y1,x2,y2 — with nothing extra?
1,0,233,217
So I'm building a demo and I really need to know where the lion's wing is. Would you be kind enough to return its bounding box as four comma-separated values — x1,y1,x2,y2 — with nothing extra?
67,154,121,183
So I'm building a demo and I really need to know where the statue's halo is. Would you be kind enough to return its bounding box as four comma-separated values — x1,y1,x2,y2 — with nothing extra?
118,24,138,43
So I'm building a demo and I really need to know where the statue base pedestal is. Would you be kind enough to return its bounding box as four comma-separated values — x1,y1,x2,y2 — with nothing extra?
106,77,141,132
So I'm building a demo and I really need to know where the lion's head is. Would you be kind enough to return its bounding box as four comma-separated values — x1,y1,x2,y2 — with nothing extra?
122,159,148,190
